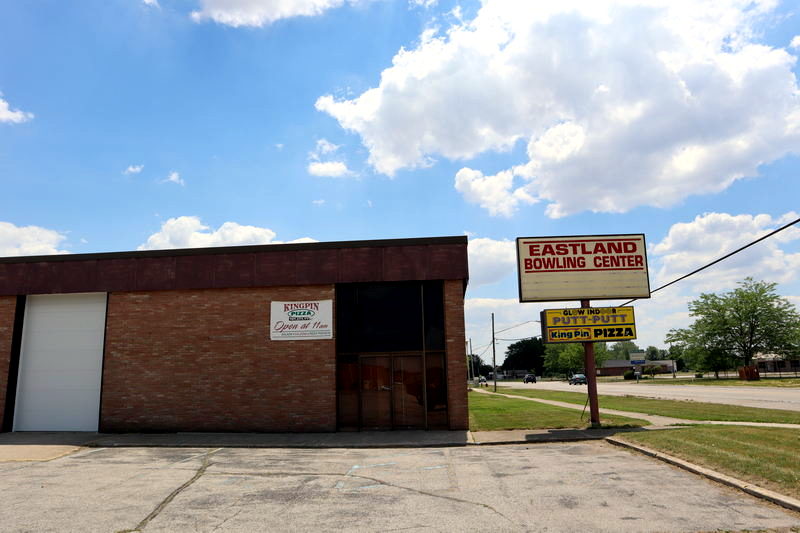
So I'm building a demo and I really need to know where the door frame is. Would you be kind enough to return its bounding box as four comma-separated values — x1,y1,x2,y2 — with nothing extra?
358,353,427,430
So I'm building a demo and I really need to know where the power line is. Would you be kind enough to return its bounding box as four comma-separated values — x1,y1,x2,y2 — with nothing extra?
619,214,800,306
495,320,539,334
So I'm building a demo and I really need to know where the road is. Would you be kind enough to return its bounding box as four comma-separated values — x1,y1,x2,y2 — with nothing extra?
498,380,800,411
1,443,798,532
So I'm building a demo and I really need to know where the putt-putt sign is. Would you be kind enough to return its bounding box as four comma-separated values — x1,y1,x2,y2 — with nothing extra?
516,234,650,302
270,300,333,340
540,306,637,344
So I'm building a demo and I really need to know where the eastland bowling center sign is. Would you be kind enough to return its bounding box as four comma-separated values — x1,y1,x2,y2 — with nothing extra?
516,234,650,302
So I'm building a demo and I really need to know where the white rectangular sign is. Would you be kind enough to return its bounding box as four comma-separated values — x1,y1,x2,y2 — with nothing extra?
270,300,333,341
516,234,650,302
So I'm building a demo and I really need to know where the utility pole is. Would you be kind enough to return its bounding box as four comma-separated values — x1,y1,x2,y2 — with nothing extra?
492,313,497,392
581,299,601,427
468,338,474,381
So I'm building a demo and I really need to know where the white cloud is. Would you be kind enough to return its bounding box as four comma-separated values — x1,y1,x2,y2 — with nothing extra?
307,138,354,177
467,237,516,287
651,211,800,292
409,0,437,8
312,139,340,157
0,222,69,256
138,216,315,250
312,199,326,206
0,94,34,124
163,171,185,186
190,0,347,27
791,36,800,49
307,161,352,177
455,168,536,217
124,164,144,175
464,297,550,362
142,0,160,7
317,1,800,218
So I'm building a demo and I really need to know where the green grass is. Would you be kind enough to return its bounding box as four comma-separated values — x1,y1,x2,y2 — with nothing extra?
468,391,649,431
495,387,800,424
620,426,800,500
636,377,800,388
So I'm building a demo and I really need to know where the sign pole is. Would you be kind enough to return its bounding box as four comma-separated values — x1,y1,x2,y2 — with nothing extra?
581,299,601,428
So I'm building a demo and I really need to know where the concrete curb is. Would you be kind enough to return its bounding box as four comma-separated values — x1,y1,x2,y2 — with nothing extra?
606,436,800,514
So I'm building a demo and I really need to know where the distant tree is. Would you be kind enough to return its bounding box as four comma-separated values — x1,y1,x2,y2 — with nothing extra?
544,342,609,378
643,364,660,378
501,338,545,375
468,353,493,378
645,346,661,360
682,346,735,379
667,344,687,371
608,341,640,359
667,278,800,367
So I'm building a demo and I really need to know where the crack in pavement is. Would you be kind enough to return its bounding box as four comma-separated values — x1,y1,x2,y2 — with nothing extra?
117,448,221,532
204,469,514,524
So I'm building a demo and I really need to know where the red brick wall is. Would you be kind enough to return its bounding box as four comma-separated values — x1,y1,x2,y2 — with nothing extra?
444,280,468,430
101,286,336,432
0,296,16,430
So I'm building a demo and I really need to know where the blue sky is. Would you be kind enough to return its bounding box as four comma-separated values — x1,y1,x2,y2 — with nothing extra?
1,0,799,358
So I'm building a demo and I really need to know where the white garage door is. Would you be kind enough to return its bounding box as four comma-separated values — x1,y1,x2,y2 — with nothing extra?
14,293,107,431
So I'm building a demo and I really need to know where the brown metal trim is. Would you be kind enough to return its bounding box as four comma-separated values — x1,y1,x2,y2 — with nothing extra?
0,236,467,265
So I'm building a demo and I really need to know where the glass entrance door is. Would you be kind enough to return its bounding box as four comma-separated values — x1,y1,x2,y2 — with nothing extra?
392,356,425,428
360,356,392,429
359,355,425,430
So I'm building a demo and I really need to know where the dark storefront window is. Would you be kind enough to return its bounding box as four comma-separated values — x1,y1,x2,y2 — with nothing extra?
336,281,448,430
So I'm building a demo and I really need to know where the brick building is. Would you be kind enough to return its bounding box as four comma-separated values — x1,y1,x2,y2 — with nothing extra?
0,236,469,433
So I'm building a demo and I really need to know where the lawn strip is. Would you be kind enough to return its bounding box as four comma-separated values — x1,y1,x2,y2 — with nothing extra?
468,391,648,431
619,426,800,500
636,378,800,388
498,387,800,424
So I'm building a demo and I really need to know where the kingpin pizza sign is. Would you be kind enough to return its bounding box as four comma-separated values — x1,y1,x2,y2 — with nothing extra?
516,234,651,302
270,300,333,340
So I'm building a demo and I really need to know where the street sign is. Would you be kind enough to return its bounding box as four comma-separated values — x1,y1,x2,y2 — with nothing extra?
540,306,637,344
516,234,650,302
630,359,646,365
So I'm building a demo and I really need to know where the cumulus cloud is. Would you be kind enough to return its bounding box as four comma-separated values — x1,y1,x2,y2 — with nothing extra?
791,36,800,49
190,0,348,27
467,237,517,287
0,94,34,124
124,165,144,175
455,168,536,217
307,161,352,177
307,138,354,177
651,211,800,291
316,1,800,217
138,216,316,250
163,171,185,186
142,0,160,7
0,222,69,256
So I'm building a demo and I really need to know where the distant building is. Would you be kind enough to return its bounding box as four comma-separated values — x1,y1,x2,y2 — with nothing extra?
598,359,675,376
754,354,800,375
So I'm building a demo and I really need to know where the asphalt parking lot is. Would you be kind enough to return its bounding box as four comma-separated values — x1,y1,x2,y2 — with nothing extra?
1,442,798,532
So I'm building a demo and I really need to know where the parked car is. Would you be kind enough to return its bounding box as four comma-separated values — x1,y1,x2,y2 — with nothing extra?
569,373,587,385
523,374,537,383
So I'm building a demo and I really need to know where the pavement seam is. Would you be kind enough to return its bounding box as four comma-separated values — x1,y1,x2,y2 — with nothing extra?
119,447,221,532
605,436,800,514
202,468,515,524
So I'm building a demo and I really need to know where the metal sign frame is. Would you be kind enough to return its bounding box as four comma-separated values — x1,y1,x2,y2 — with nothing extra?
516,233,651,303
